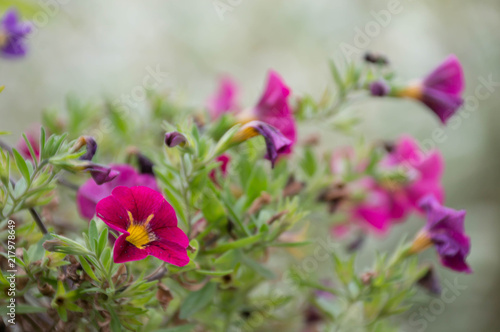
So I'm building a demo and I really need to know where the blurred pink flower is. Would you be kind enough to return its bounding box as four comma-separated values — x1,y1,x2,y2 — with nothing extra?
77,164,159,220
207,76,240,119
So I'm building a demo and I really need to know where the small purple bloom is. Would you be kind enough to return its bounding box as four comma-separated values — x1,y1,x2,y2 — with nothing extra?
84,164,120,185
233,121,292,168
412,195,472,273
0,9,32,59
74,136,97,161
164,132,187,148
369,80,390,97
77,164,158,220
398,55,465,124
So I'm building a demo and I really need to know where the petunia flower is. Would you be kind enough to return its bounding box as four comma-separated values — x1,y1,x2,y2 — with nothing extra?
0,9,32,59
207,70,297,155
164,132,187,148
409,195,471,273
396,55,465,124
96,186,190,266
71,136,97,161
207,76,239,120
77,164,159,220
232,121,292,167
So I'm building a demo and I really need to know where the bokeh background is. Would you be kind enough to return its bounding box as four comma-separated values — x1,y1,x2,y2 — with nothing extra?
1,0,499,331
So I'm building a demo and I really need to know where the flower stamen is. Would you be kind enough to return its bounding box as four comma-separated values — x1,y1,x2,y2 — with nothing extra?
126,224,151,249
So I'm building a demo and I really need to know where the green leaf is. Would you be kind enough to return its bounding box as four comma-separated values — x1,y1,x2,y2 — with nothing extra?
79,257,99,282
195,269,234,276
329,60,345,97
201,191,226,224
153,325,197,332
179,282,217,319
241,254,275,279
12,148,30,184
204,233,263,255
0,304,46,315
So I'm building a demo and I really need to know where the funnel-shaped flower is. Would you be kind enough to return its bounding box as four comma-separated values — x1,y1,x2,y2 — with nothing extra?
397,55,464,124
410,195,471,273
96,186,189,265
0,9,31,58
232,121,292,167
208,70,297,155
77,164,159,220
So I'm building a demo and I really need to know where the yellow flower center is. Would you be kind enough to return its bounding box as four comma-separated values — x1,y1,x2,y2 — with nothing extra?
397,82,424,100
125,213,155,249
0,30,7,48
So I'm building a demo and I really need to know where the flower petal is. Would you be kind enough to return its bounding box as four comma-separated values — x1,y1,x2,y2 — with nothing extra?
113,234,148,263
111,186,164,223
95,195,130,233
152,226,189,247
146,239,190,266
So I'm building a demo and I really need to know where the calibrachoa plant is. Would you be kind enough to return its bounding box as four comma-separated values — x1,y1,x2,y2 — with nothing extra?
0,9,472,332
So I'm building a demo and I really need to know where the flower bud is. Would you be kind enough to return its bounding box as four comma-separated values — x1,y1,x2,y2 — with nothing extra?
164,132,187,148
369,80,391,97
72,136,97,161
417,265,441,295
364,51,389,65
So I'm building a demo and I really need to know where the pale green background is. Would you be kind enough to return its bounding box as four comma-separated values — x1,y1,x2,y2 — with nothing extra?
1,1,499,331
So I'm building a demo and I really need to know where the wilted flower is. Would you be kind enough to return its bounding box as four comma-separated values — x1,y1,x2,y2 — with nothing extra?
71,136,97,161
396,55,464,124
165,132,187,148
77,164,159,220
409,195,471,273
208,70,297,155
85,164,120,185
0,9,32,58
232,121,292,167
207,76,239,119
96,186,189,265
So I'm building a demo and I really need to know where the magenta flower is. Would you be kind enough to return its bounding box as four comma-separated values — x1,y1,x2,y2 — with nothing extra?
165,132,187,148
410,195,471,273
233,121,292,167
207,70,297,155
398,55,464,124
77,164,159,220
96,186,189,265
0,9,31,58
382,135,444,214
207,76,240,120
209,154,230,183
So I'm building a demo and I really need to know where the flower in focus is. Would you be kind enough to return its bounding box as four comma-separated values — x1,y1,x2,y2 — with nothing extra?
77,164,159,220
96,186,189,266
208,70,297,155
0,9,32,58
209,154,230,183
232,121,292,167
409,195,471,273
396,55,464,124
207,76,239,120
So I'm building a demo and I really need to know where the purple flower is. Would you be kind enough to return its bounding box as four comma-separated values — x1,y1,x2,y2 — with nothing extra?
232,121,292,168
369,80,390,97
0,9,32,59
164,132,187,148
398,55,465,124
207,70,297,156
96,186,189,265
85,164,120,185
410,195,471,273
77,164,159,220
71,136,97,161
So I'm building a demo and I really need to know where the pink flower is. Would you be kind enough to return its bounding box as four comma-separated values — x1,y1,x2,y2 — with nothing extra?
397,55,464,124
207,76,239,120
410,195,471,273
207,70,297,155
209,154,230,183
77,164,159,220
17,127,41,161
96,186,189,265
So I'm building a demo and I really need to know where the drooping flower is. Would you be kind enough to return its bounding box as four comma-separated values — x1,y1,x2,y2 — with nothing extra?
77,164,159,220
96,186,189,266
207,70,297,155
0,9,32,58
232,121,292,167
84,164,120,185
409,195,471,273
396,55,465,124
164,132,187,148
207,76,239,120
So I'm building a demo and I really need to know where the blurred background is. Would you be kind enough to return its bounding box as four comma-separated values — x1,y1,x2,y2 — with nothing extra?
1,0,499,330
